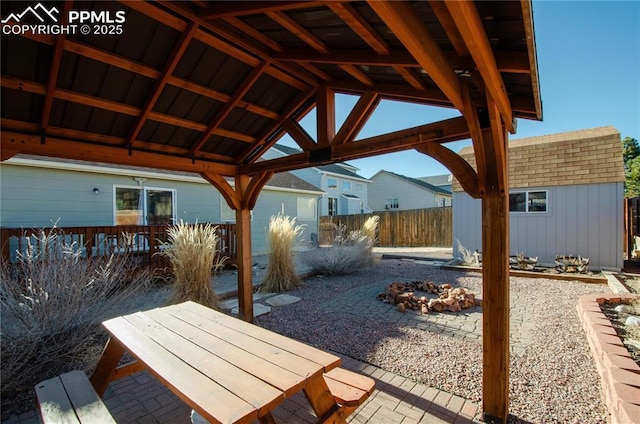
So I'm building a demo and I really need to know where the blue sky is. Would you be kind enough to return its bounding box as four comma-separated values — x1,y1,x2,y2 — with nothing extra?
283,1,640,179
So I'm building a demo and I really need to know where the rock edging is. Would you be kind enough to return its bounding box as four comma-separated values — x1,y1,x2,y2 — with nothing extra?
577,293,640,424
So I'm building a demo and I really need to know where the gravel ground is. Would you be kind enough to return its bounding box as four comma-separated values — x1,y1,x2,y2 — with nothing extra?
255,259,611,424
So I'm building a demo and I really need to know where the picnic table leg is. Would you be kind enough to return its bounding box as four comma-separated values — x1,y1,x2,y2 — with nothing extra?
303,374,347,424
90,338,126,397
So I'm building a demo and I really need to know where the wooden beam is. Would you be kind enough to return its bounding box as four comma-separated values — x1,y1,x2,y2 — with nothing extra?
243,172,273,210
199,1,327,19
242,116,470,175
267,11,329,54
41,1,71,130
190,62,269,155
235,175,253,322
338,64,373,86
415,143,480,198
462,83,487,196
200,173,240,211
282,119,316,151
127,22,198,146
332,90,380,145
316,87,335,147
1,131,237,176
444,1,515,133
367,1,464,111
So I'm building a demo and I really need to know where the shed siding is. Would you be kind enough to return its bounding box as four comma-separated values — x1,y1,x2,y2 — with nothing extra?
0,163,317,254
369,173,442,211
453,182,623,270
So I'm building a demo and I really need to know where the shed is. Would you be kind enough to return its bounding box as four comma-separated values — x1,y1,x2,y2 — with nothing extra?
453,126,625,270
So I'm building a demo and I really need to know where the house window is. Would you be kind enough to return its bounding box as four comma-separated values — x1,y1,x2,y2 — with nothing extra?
341,181,351,191
115,186,175,225
328,197,338,216
509,190,547,213
297,197,316,220
327,178,338,189
354,183,364,192
386,198,399,209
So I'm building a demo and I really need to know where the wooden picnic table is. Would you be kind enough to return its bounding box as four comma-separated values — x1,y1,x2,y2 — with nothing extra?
90,301,360,423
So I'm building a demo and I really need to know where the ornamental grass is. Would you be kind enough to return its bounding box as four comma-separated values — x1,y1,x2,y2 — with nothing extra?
160,221,226,307
260,214,304,293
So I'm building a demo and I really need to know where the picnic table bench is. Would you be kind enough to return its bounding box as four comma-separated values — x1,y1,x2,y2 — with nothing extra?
84,301,374,423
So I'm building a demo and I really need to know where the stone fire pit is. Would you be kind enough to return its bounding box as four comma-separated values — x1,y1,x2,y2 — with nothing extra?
377,281,478,314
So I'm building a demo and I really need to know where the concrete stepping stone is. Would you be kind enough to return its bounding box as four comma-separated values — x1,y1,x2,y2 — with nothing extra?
231,303,271,317
265,294,301,307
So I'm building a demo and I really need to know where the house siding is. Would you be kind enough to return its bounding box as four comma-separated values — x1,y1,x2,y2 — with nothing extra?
0,163,318,254
368,172,449,212
453,182,624,270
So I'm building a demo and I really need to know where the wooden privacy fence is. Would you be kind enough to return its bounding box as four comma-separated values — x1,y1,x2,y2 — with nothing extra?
624,197,640,258
1,223,237,270
320,207,452,247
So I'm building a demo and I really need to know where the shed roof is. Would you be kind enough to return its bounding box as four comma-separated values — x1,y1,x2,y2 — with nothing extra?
373,170,452,195
453,126,625,191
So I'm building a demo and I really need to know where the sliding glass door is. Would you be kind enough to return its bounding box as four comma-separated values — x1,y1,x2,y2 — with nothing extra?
114,186,175,225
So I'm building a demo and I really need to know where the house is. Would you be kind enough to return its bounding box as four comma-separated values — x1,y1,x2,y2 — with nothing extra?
263,144,371,215
452,126,625,270
0,155,323,254
368,170,453,212
416,174,453,193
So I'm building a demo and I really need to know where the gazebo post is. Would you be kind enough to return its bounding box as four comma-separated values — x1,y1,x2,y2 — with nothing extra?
235,206,254,322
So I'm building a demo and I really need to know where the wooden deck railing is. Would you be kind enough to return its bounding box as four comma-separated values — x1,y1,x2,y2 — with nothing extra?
1,223,237,270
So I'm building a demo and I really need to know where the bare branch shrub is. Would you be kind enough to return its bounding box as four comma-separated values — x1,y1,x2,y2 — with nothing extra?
158,221,226,307
300,215,379,276
260,215,304,293
0,228,156,401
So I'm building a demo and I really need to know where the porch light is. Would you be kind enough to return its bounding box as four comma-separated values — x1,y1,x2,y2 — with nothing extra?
93,188,100,195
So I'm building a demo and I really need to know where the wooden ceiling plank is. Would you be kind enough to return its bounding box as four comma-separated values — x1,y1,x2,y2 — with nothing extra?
190,62,269,154
367,1,464,112
1,76,46,95
332,90,380,145
119,0,188,31
282,119,316,151
199,1,327,19
444,0,515,133
41,1,72,130
127,22,199,146
316,86,335,147
223,16,283,53
1,131,238,176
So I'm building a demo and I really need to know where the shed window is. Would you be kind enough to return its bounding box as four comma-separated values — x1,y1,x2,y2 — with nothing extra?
386,198,399,209
509,191,547,213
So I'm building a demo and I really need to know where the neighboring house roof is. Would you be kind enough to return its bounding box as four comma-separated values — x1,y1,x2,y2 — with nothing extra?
453,126,625,192
417,174,452,189
373,170,452,196
272,144,369,181
6,155,324,194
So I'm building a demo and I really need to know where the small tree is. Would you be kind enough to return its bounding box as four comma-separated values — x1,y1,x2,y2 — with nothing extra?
260,215,304,293
622,136,640,198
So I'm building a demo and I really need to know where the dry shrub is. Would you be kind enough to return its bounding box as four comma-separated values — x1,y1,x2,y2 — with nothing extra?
159,221,226,307
455,239,477,266
0,228,156,403
300,215,378,276
260,215,304,293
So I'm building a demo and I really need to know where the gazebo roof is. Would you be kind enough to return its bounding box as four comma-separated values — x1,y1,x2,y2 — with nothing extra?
1,0,541,176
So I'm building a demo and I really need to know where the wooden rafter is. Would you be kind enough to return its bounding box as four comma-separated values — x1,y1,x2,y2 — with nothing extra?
41,1,72,131
190,62,269,155
462,83,487,197
282,119,316,151
316,87,335,147
239,88,317,164
332,90,380,145
367,1,464,111
199,1,327,19
267,11,329,54
338,64,373,86
445,0,515,133
127,22,198,146
241,116,469,175
1,132,237,176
